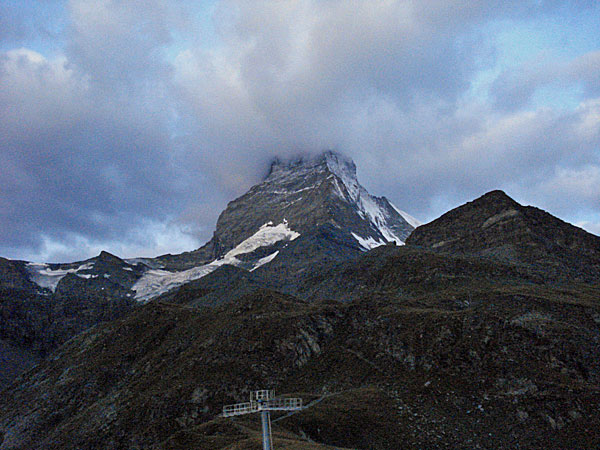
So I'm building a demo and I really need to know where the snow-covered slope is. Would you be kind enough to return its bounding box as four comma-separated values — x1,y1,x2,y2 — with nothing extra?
390,203,422,229
26,262,95,292
132,221,299,301
322,152,417,249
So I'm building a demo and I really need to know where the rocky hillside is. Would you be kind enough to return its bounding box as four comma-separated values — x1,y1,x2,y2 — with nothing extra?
406,190,600,282
0,252,138,389
0,152,420,387
1,180,600,449
1,242,599,449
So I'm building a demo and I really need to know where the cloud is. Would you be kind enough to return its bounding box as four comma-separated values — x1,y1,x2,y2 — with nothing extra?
0,47,194,261
15,218,201,263
66,0,190,84
576,220,600,237
491,50,600,111
173,1,600,207
326,93,600,222
171,0,501,191
1,1,599,261
0,1,65,48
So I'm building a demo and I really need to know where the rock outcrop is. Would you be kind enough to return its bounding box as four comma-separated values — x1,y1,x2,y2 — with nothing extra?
406,190,600,281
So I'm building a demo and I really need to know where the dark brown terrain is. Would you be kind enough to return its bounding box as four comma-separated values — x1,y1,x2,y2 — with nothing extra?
406,190,600,282
1,190,599,450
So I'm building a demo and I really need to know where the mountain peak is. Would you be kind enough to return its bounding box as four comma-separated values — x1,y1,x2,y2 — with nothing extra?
475,190,519,207
266,150,356,182
126,150,418,299
97,250,122,262
406,189,600,281
257,150,415,249
322,150,357,175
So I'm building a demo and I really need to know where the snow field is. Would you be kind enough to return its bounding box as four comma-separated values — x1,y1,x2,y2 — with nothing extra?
132,222,299,301
26,262,95,292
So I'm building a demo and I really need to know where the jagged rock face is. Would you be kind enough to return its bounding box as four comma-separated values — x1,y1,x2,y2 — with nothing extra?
133,152,418,300
406,190,600,281
198,151,416,259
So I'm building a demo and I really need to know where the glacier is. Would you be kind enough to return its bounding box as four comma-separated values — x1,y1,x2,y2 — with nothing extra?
132,221,299,302
26,262,95,292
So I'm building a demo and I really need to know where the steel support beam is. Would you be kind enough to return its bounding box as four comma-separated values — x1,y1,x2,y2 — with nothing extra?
261,409,272,450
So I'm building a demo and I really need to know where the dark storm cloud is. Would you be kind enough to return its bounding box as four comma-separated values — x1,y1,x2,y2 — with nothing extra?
173,1,600,222
1,0,599,262
0,0,214,261
0,47,188,261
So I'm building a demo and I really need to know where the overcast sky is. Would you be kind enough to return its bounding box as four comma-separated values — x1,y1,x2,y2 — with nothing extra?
1,0,599,262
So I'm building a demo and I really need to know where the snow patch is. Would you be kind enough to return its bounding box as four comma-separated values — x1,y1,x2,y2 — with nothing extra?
351,233,386,251
224,220,299,259
482,209,519,229
390,202,422,228
269,186,312,195
323,153,415,246
124,258,164,269
358,195,403,244
133,222,299,301
326,152,359,201
76,274,98,280
27,262,95,292
131,264,227,302
331,177,347,201
251,251,279,271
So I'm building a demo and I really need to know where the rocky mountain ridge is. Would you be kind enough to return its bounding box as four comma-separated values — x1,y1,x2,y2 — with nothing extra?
156,151,417,270
1,244,599,449
406,189,600,282
1,154,600,449
0,151,419,388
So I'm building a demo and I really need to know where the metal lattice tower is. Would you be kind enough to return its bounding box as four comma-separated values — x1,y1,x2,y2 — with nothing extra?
222,390,303,450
